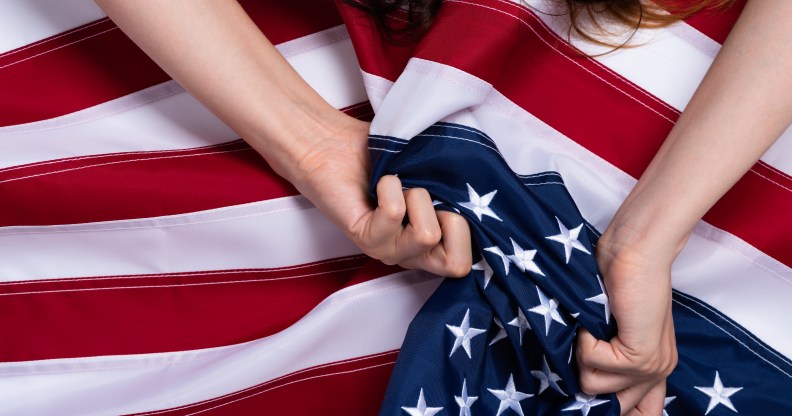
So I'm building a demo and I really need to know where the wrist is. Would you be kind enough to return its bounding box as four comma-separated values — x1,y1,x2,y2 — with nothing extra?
245,100,367,183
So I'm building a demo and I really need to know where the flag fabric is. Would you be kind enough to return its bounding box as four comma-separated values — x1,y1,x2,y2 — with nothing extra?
1,0,791,415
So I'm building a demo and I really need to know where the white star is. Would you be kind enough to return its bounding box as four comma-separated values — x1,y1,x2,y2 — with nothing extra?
487,374,533,416
562,393,610,416
585,275,611,325
508,308,532,345
531,355,566,396
694,371,742,415
454,379,478,416
507,238,545,276
402,388,443,416
490,318,508,346
446,309,487,359
459,183,502,222
545,217,591,264
529,287,567,336
472,257,494,289
663,396,676,416
484,246,510,275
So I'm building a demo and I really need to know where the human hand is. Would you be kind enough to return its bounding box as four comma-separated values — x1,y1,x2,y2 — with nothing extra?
275,115,473,277
576,223,680,416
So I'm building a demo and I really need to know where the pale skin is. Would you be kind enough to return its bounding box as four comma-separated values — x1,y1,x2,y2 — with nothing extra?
95,1,792,415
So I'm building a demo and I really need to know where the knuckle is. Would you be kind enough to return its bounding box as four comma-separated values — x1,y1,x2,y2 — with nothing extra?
578,373,598,395
380,201,405,221
636,355,662,376
414,226,442,247
444,255,472,278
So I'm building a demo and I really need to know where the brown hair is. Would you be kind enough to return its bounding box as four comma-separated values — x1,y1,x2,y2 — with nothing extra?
346,0,735,46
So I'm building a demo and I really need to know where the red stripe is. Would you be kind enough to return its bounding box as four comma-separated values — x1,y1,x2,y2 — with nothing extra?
0,0,343,126
0,102,372,226
131,351,397,416
0,256,401,362
339,0,792,268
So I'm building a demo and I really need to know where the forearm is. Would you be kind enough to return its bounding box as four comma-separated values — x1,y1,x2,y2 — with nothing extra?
94,0,352,180
605,0,792,256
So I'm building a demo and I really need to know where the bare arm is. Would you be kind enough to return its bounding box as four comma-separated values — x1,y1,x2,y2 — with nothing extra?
95,0,472,276
579,1,792,414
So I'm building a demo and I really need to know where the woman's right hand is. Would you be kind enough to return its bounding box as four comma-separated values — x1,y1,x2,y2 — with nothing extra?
277,115,473,277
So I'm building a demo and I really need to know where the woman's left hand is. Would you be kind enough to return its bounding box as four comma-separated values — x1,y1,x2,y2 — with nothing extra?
576,221,680,416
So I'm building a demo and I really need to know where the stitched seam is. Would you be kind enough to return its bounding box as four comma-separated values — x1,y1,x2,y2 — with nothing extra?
0,140,244,174
0,202,312,237
674,291,792,367
757,160,792,181
137,351,399,415
0,148,252,184
368,146,402,153
748,168,792,194
414,133,500,154
434,123,498,146
181,361,397,416
444,0,676,124
0,255,367,287
523,181,565,186
672,298,792,379
369,136,409,145
756,160,792,182
0,265,364,297
0,18,110,59
516,172,563,178
488,0,681,114
0,27,118,71
0,82,183,136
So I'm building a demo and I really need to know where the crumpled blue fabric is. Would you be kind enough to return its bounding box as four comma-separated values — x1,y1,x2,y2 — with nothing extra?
371,122,619,416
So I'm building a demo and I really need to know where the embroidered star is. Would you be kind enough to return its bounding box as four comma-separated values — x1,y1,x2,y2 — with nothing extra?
487,374,533,416
454,379,478,416
472,257,494,288
545,217,591,264
507,308,532,345
490,317,508,346
531,355,566,396
507,238,545,276
528,287,566,336
446,309,487,359
484,246,510,275
694,371,742,415
459,183,501,222
585,274,611,325
663,396,676,416
402,388,443,416
562,393,609,416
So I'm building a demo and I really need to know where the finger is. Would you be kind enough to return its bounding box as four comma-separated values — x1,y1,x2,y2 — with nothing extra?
578,365,645,395
399,211,472,277
393,188,442,259
578,325,675,377
622,380,666,416
433,211,473,277
365,175,406,258
577,328,633,373
616,379,658,415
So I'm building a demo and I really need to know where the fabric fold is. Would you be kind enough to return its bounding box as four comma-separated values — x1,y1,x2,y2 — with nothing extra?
371,122,619,415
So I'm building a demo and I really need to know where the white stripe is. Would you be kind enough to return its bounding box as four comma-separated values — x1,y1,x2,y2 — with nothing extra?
0,0,105,55
363,59,792,359
0,196,360,282
0,26,366,169
513,0,792,178
0,270,442,415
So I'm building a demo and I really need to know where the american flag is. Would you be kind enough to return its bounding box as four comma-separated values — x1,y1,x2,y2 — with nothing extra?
1,0,790,414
